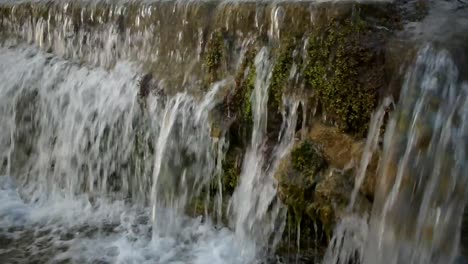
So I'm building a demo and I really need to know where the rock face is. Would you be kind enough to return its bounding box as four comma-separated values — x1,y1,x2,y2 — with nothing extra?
307,169,355,237
0,0,422,258
307,123,380,199
276,140,328,219
275,123,374,252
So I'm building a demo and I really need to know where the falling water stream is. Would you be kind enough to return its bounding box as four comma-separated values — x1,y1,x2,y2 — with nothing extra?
0,13,299,263
0,0,468,264
0,43,256,264
323,45,468,264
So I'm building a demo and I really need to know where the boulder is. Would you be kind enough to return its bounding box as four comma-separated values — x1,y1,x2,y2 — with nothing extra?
275,140,328,218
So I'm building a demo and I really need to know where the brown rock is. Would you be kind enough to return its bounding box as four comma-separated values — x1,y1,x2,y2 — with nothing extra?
308,122,380,198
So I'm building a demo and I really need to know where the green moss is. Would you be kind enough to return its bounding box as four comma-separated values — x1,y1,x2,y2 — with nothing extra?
242,65,256,122
291,140,327,179
276,140,327,222
269,39,296,113
220,147,243,193
275,139,336,247
309,203,334,240
204,30,224,81
305,15,377,135
221,157,240,193
217,48,259,195
225,47,257,126
187,196,208,217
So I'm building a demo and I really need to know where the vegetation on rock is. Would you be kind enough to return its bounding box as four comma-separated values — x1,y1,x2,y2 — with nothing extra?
234,48,257,122
269,38,296,114
222,47,258,149
221,147,242,193
306,169,353,238
305,14,380,136
276,140,327,221
204,30,225,82
275,122,375,247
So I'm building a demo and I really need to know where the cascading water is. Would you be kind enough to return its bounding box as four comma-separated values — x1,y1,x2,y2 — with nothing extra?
1,0,468,264
324,45,468,264
0,43,253,263
229,47,300,253
0,7,301,264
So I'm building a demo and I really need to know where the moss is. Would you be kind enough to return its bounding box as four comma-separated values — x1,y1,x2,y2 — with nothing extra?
221,158,240,193
187,196,208,217
291,140,327,179
222,47,257,149
217,48,260,196
305,14,377,135
269,39,296,113
204,30,224,82
242,65,256,122
238,49,257,120
276,140,327,221
229,48,256,116
276,139,367,248
308,203,334,240
221,148,242,193
305,168,369,240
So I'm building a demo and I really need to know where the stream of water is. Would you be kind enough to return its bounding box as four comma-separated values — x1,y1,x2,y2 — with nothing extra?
0,43,264,264
0,1,468,264
324,45,468,264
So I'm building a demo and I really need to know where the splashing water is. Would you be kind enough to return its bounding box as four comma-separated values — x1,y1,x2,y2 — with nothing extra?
2,1,468,263
324,45,468,264
0,33,305,262
0,43,263,264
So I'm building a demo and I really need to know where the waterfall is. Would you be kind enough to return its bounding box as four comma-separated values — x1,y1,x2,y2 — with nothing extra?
324,45,468,264
229,47,300,253
1,1,468,264
0,43,256,263
0,28,300,264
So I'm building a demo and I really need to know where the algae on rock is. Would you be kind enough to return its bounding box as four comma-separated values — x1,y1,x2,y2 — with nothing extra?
276,140,327,221
204,30,225,83
305,14,383,136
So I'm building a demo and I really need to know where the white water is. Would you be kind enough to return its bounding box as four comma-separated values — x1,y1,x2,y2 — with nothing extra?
0,43,264,264
0,174,253,264
229,47,300,254
324,45,468,264
2,1,468,264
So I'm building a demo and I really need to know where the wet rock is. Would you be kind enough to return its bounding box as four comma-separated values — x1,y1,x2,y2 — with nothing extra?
307,169,370,238
204,30,225,83
307,123,363,169
138,73,153,99
275,126,375,250
308,123,380,199
304,8,392,136
221,147,243,194
275,139,327,218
